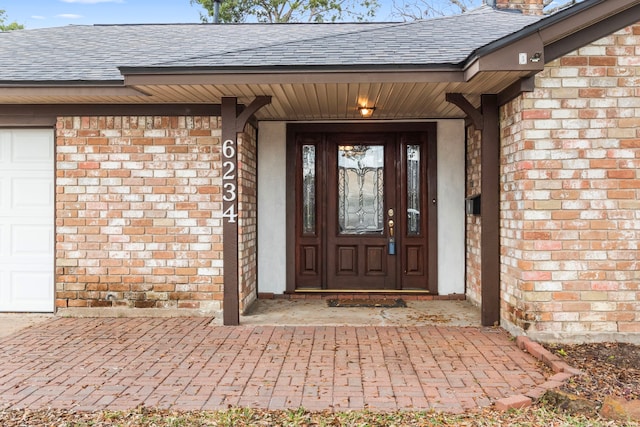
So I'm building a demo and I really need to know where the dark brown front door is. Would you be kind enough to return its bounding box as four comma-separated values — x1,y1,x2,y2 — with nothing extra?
288,123,437,293
326,133,396,289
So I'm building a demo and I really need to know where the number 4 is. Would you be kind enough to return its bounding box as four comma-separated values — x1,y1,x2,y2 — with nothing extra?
223,205,238,223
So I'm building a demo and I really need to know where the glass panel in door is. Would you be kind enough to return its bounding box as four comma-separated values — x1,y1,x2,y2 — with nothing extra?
302,144,316,235
407,144,421,236
337,145,384,235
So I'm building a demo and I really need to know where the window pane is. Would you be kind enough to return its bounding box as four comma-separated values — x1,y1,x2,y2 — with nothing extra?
407,145,421,236
338,145,384,235
302,145,316,234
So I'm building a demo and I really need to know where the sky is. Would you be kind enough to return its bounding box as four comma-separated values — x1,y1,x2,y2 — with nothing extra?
2,0,473,29
4,0,204,28
3,0,574,29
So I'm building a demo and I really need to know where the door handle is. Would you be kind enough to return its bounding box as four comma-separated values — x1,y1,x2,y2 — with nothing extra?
387,214,396,255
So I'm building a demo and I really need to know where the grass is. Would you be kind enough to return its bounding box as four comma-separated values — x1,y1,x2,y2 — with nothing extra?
1,406,638,427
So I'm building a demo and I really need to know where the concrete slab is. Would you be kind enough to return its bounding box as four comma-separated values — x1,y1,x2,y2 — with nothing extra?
0,314,53,339
214,299,481,327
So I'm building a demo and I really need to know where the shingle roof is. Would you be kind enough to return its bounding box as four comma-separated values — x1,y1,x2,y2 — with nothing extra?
0,6,542,83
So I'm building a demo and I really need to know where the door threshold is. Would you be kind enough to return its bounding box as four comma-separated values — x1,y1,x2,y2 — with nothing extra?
270,291,465,301
295,289,432,294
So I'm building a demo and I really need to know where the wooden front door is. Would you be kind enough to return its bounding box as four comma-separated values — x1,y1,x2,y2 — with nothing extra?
288,123,437,293
326,133,396,289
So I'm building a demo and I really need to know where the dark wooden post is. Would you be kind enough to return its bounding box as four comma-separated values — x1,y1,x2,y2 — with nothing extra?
221,98,240,326
220,96,271,326
480,94,500,327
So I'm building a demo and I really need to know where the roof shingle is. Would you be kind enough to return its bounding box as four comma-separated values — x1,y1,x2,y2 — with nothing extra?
0,6,541,82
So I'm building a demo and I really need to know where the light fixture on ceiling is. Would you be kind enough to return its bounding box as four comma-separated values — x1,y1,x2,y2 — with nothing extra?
358,106,376,118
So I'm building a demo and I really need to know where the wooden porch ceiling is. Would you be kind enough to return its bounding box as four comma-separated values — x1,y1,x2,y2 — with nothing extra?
0,70,530,120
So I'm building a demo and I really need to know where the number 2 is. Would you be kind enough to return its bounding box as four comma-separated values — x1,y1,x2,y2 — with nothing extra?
223,161,235,180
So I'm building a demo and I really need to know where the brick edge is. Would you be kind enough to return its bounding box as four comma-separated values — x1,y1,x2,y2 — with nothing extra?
493,335,584,411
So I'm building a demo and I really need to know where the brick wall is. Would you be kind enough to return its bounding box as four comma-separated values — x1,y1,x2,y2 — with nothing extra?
466,125,482,307
238,127,258,313
496,0,544,15
500,24,640,341
55,116,224,313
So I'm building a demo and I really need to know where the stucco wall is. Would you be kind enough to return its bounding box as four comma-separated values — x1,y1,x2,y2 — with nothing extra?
500,24,640,343
437,120,466,295
257,120,466,295
256,122,287,295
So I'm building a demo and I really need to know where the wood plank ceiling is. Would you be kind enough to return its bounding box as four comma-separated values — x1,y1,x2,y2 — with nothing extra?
0,70,529,120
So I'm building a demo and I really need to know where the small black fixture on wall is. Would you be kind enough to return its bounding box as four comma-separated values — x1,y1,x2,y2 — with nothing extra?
466,194,481,216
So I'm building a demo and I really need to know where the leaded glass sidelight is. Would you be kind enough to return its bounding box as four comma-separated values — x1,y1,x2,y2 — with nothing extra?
338,145,384,234
407,145,421,235
302,145,316,234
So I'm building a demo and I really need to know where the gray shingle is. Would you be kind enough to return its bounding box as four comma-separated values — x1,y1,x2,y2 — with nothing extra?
0,6,541,82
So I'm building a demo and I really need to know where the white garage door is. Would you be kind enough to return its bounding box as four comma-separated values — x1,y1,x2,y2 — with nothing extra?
0,129,54,312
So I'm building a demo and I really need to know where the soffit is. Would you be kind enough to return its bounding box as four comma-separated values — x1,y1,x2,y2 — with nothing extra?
0,70,528,120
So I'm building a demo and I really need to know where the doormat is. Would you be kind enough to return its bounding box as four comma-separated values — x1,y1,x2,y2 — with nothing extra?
327,298,406,308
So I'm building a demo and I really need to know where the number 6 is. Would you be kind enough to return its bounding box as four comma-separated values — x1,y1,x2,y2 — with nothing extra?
223,139,235,158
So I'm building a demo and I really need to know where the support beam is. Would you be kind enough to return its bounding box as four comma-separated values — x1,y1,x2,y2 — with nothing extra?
221,96,271,326
480,94,500,327
445,93,483,130
498,76,535,106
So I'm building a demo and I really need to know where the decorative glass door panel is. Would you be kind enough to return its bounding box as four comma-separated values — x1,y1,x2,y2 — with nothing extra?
406,144,421,236
338,145,384,235
302,145,316,235
327,136,395,290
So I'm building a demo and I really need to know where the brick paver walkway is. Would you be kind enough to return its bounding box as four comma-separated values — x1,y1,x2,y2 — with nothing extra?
0,318,546,413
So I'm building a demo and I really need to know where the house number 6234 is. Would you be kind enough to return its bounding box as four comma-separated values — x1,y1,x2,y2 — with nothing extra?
222,139,238,223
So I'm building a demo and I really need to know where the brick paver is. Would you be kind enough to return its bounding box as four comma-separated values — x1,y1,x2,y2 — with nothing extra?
0,318,547,413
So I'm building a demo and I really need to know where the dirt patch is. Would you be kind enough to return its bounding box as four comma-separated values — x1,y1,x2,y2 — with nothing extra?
406,313,450,323
545,342,640,403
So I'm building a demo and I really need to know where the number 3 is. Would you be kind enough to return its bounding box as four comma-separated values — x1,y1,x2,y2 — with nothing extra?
223,182,236,202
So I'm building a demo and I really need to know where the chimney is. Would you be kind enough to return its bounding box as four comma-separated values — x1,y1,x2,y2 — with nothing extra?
493,0,544,16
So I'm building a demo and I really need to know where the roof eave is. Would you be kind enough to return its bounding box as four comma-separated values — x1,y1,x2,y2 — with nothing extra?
0,80,125,86
0,82,147,98
464,0,640,75
119,65,468,86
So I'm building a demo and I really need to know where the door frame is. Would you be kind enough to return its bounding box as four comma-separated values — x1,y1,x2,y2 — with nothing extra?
285,122,438,293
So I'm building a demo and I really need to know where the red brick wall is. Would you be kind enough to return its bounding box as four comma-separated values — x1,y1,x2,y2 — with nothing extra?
55,116,224,313
238,127,258,312
500,24,640,340
466,125,482,306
